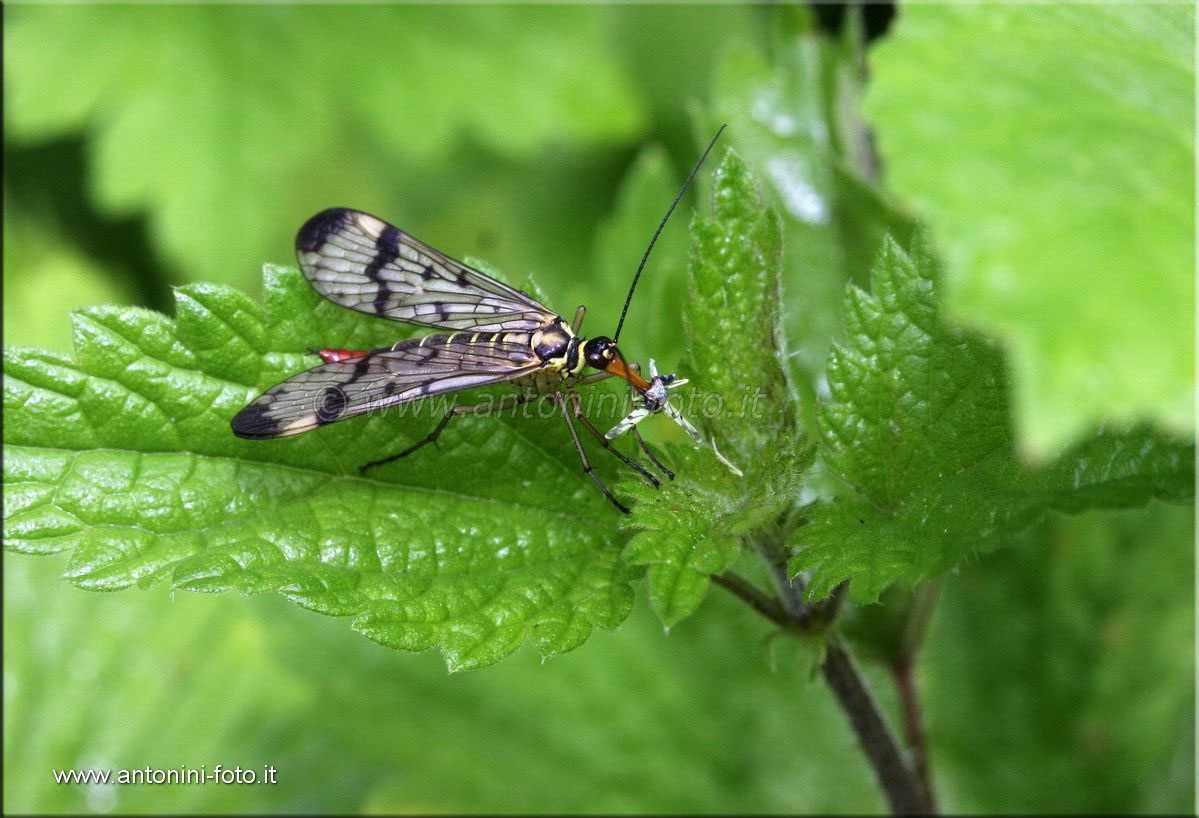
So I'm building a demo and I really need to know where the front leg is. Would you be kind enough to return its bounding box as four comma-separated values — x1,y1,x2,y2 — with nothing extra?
630,427,674,480
566,390,660,488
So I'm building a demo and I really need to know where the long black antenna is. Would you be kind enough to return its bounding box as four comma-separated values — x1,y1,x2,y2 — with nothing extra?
612,124,726,343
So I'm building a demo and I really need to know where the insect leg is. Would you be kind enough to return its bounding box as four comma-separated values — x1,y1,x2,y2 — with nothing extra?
630,427,675,480
556,393,630,515
576,371,613,386
358,395,527,474
571,305,587,334
565,390,660,488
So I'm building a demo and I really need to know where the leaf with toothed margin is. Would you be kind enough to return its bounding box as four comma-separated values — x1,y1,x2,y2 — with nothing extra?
619,149,813,628
3,260,645,671
789,234,1194,603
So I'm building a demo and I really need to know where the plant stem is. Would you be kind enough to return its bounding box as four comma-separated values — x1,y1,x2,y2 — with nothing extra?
823,634,932,815
713,568,936,815
753,540,810,621
711,572,792,628
891,580,940,811
893,656,935,813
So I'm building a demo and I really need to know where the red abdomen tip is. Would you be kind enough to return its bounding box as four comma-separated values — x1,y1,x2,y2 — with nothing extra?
315,348,369,363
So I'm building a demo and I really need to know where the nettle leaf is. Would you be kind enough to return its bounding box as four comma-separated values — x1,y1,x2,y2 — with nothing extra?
621,150,812,626
790,236,1194,602
707,8,919,430
864,4,1195,456
3,264,647,671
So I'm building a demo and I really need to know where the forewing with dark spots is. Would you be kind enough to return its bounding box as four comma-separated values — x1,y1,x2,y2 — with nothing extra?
231,332,541,439
296,208,560,332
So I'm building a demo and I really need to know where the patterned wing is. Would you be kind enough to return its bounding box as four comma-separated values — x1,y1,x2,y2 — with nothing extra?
296,208,560,332
231,332,541,439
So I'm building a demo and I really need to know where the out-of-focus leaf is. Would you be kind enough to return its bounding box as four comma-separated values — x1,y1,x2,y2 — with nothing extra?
927,504,1195,813
612,4,766,139
4,5,644,286
4,552,886,813
1,555,320,814
588,145,690,365
865,4,1195,456
2,207,131,352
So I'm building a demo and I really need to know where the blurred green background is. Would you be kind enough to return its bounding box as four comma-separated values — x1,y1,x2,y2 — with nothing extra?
4,3,1193,814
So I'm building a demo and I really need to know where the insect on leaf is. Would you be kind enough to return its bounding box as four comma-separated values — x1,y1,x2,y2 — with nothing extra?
3,263,638,671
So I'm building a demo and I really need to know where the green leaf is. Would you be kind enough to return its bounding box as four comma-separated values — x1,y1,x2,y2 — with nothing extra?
681,150,797,461
864,4,1195,456
4,5,644,286
621,149,812,626
2,555,321,813
3,263,641,671
707,25,914,441
790,235,1194,602
4,552,886,814
928,504,1195,812
709,37,849,389
622,444,806,628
